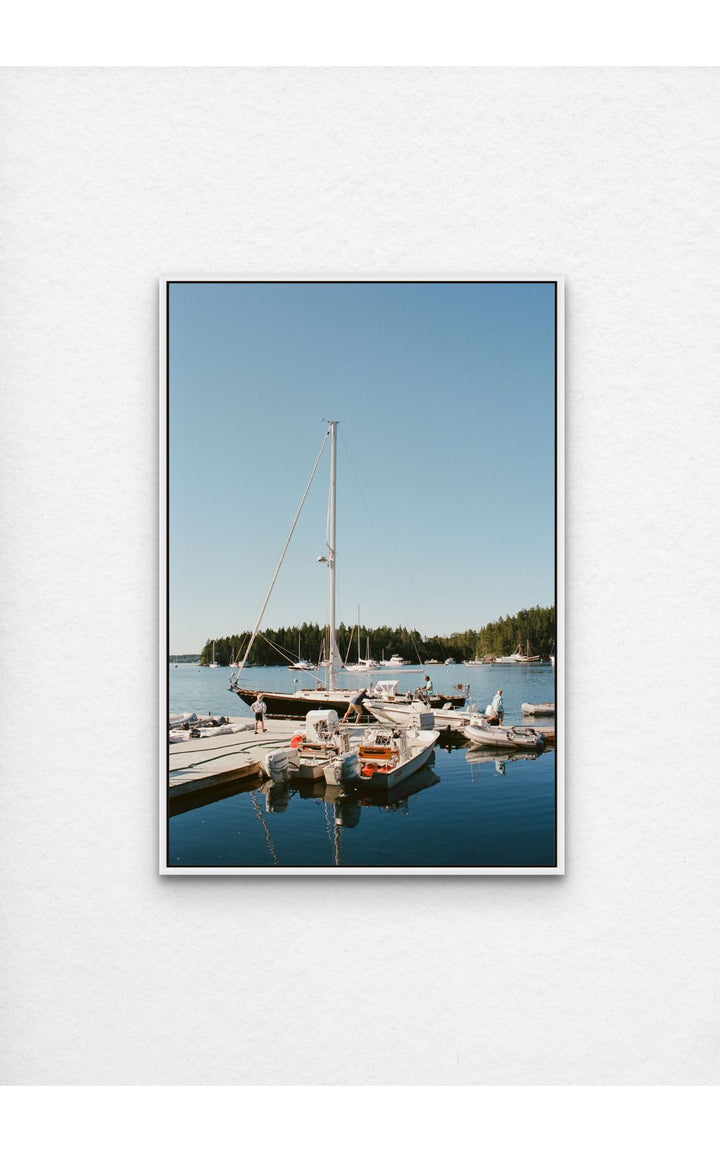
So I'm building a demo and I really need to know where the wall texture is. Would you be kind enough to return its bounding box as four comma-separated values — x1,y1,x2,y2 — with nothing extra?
1,67,718,1084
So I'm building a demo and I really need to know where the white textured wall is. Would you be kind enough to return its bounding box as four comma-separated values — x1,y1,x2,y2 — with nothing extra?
1,67,718,1085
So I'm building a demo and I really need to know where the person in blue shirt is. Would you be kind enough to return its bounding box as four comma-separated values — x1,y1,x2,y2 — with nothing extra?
488,689,504,726
343,687,367,723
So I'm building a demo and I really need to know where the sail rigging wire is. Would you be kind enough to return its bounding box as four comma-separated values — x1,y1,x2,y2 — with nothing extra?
230,428,330,685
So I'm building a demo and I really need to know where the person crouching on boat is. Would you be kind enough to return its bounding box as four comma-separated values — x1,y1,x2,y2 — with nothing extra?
343,687,367,723
251,693,267,733
486,689,504,726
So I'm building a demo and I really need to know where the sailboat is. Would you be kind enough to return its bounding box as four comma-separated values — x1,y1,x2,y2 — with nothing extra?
464,649,484,668
288,640,315,671
343,607,381,672
228,422,466,717
209,641,218,668
493,640,541,665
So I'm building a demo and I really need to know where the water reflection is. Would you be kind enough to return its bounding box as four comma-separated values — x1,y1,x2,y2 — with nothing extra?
253,765,440,866
465,746,542,781
258,763,441,820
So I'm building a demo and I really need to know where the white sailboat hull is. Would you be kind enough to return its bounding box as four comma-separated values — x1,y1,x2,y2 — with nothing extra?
364,701,475,731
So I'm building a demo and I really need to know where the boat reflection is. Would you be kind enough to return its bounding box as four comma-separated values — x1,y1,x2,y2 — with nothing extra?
254,764,439,866
257,763,440,820
465,745,543,779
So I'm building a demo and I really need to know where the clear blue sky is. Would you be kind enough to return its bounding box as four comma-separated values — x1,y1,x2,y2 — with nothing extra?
168,281,557,652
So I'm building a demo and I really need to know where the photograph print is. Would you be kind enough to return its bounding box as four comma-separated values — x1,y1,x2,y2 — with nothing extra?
161,278,563,875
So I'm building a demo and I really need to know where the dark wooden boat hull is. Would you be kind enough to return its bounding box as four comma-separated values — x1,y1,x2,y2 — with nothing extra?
228,685,466,719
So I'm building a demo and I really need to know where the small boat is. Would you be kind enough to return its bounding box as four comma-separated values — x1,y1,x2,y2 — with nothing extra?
355,723,440,790
364,699,479,731
288,657,315,671
444,657,456,665
464,650,484,667
209,641,218,668
262,710,360,785
381,653,409,667
521,702,555,716
463,718,546,751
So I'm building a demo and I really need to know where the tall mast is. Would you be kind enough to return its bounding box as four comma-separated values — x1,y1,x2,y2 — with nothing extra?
328,420,338,690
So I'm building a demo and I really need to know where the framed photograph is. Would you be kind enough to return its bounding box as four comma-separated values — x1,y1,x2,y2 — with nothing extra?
160,278,564,875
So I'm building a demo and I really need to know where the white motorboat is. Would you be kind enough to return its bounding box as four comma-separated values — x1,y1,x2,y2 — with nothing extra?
521,702,555,716
263,710,361,785
463,719,546,751
364,699,479,731
262,707,439,791
381,653,409,667
355,722,440,790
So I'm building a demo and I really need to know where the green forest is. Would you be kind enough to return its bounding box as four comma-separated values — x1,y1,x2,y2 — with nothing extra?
191,605,555,666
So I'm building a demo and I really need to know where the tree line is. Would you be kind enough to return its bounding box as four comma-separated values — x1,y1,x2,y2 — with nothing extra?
195,606,555,666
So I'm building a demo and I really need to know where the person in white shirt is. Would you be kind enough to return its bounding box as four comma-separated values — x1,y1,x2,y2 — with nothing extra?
251,693,267,733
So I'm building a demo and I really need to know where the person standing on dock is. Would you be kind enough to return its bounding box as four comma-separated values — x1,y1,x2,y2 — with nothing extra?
250,693,267,733
343,687,368,723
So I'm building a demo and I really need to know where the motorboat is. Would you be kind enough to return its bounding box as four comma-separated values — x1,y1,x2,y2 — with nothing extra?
381,654,409,667
521,702,555,716
463,718,546,751
262,707,439,791
364,699,480,732
262,710,361,786
355,722,440,790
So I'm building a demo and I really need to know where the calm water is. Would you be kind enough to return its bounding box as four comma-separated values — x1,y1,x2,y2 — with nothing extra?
166,663,558,870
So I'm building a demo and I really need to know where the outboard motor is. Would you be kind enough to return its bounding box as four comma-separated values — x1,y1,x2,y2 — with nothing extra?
305,709,341,742
263,748,298,784
323,750,360,787
408,702,435,730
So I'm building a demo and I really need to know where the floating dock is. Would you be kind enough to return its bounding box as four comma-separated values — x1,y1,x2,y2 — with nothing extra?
168,717,300,800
